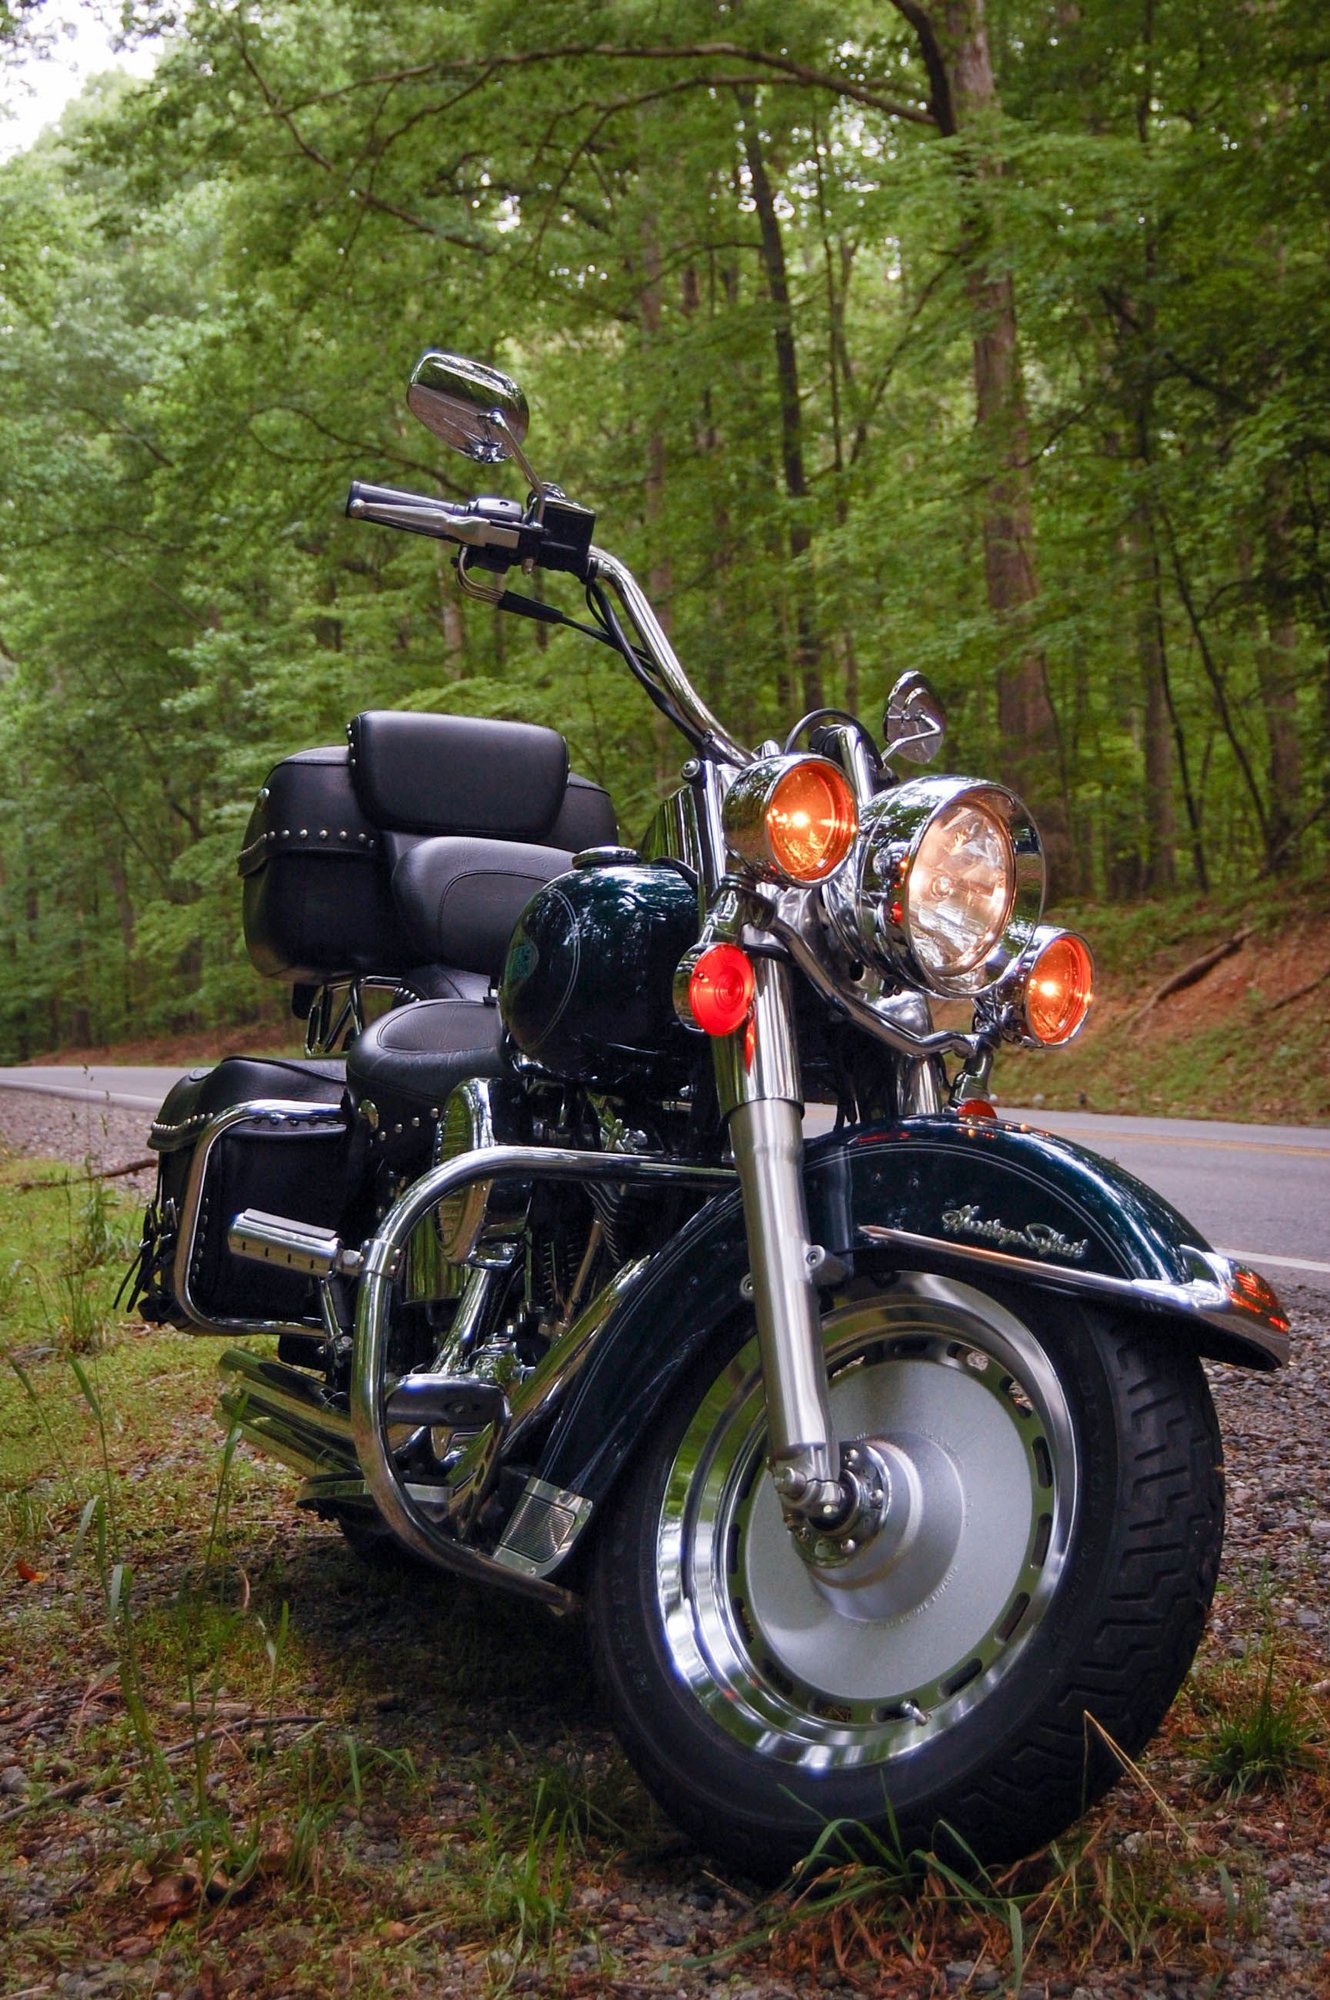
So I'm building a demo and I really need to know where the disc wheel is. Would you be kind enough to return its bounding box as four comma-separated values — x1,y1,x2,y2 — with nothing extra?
590,1271,1224,1880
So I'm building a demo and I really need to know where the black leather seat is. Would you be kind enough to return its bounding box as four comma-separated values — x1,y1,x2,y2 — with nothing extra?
390,835,574,983
241,712,617,993
346,998,506,1158
346,771,620,1158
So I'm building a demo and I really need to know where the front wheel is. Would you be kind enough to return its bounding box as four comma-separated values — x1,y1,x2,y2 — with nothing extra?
590,1271,1223,1880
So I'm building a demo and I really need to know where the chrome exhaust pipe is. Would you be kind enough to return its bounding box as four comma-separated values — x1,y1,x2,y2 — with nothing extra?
217,1347,357,1478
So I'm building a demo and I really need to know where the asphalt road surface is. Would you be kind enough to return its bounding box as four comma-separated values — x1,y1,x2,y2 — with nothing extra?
2,1065,1328,1291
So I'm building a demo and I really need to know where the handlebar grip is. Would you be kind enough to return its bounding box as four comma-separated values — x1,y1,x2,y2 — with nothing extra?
345,480,470,538
345,482,524,566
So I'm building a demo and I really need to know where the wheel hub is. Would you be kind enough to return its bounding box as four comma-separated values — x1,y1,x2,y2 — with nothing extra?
788,1434,965,1626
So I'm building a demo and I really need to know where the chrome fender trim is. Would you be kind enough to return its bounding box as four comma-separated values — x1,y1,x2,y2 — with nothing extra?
837,1117,1289,1369
520,1115,1287,1542
856,1225,1289,1367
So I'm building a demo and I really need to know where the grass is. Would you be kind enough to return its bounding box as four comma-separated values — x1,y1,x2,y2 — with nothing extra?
1,1156,139,1359
1193,1637,1323,1799
712,1757,1276,1997
1,1142,1327,1998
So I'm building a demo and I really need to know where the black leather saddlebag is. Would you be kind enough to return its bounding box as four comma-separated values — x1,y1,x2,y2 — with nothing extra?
137,1057,352,1328
238,746,409,982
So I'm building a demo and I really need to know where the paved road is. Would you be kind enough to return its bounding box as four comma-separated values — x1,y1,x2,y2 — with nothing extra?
2,1065,1328,1286
0,1064,198,1112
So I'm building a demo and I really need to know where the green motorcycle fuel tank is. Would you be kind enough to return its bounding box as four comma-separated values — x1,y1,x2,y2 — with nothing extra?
499,859,700,1089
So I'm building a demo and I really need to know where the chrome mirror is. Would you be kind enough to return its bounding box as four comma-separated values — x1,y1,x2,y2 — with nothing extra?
407,351,531,467
883,671,946,765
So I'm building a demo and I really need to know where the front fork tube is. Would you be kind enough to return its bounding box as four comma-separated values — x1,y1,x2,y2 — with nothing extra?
716,959,847,1525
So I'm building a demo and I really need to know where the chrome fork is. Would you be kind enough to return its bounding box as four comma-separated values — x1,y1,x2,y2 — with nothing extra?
714,956,850,1527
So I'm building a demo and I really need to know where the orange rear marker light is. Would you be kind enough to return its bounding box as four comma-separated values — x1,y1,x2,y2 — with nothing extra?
688,943,756,1037
1227,1266,1289,1333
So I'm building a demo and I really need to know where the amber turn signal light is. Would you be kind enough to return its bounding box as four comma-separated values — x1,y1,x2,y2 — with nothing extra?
723,754,857,885
1226,1265,1289,1333
765,760,857,882
687,943,756,1037
1019,931,1094,1045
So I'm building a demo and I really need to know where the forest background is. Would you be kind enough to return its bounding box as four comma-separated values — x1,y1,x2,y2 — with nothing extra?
0,0,1326,1060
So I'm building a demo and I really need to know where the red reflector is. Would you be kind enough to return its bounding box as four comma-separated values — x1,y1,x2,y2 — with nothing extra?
955,1098,998,1121
688,943,756,1037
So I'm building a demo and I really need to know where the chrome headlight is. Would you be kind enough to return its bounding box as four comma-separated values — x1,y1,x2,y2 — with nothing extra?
825,776,1044,997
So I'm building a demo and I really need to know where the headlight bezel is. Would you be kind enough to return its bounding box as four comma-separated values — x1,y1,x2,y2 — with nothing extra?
825,775,1045,998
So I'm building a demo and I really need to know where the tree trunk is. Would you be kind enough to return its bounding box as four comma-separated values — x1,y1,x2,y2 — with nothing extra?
639,199,678,789
1258,466,1302,872
738,99,823,714
105,841,138,1030
1135,504,1177,891
1118,27,1177,894
1116,412,1179,894
892,0,1072,888
812,108,860,713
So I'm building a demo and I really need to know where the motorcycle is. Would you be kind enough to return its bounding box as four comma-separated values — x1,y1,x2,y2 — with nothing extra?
133,350,1288,1881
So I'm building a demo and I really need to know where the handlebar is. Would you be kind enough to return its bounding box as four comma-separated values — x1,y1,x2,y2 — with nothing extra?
346,477,750,766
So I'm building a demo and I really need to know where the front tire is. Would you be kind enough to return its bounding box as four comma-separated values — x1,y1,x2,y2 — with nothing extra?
590,1271,1223,1880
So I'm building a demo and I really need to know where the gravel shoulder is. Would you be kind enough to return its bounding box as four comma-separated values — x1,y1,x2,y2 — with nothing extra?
1,1089,1327,2000
0,1091,159,1202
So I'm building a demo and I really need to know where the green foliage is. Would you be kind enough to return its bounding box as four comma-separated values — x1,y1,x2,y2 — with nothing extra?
718,1789,1253,1993
474,1773,588,1970
1,0,1328,1055
0,1157,140,1353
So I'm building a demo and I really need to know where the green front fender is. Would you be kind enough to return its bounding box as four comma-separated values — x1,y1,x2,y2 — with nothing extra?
531,1115,1287,1526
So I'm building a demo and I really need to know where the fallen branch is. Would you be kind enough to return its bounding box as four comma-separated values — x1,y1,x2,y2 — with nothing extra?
158,1712,325,1759
15,1158,155,1192
1128,926,1253,1027
1268,964,1330,1013
0,1712,324,1827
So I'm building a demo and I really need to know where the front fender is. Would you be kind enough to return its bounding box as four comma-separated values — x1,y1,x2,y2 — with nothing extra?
533,1115,1287,1521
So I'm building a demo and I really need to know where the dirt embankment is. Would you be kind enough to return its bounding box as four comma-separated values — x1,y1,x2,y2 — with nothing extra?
988,891,1330,1125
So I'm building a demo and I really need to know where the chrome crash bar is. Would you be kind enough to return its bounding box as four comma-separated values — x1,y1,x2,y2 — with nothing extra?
352,1144,735,1591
